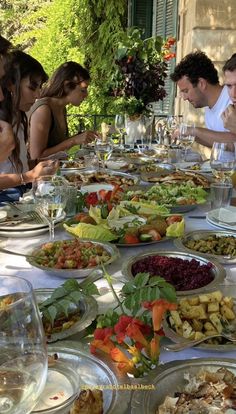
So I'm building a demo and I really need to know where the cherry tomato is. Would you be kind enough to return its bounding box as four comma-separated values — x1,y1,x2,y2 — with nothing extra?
166,215,182,226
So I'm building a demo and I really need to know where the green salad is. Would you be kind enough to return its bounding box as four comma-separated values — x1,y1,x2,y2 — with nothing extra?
123,183,207,207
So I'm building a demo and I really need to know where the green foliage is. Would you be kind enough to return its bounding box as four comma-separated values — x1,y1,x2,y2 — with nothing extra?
39,278,99,326
1,0,128,128
120,273,177,316
109,27,175,116
96,309,120,328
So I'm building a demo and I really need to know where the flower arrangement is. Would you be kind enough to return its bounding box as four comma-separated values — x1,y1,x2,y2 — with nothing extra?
90,268,177,377
110,27,176,117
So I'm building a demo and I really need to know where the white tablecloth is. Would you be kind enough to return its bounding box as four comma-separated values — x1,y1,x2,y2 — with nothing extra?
1,204,236,364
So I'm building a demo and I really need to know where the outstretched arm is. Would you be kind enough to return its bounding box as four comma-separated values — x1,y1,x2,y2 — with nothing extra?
0,120,15,161
191,126,236,148
221,104,236,134
0,160,58,190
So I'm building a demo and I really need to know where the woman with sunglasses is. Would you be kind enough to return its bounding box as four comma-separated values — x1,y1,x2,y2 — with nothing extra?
29,61,97,160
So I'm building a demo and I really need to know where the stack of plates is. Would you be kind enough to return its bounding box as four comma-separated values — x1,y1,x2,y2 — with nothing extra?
0,204,65,238
207,206,236,231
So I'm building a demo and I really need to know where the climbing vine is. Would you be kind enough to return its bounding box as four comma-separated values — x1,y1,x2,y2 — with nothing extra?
0,0,128,130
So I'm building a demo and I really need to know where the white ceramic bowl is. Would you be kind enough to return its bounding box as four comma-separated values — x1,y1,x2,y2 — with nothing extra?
80,183,114,194
0,210,7,221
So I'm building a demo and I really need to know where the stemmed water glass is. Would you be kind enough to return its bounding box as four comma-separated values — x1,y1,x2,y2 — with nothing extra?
179,122,195,161
210,142,236,182
0,275,47,414
33,175,67,241
94,136,113,169
115,114,125,149
165,115,180,146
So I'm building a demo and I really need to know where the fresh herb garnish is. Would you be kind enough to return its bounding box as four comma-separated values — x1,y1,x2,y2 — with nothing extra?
39,279,100,327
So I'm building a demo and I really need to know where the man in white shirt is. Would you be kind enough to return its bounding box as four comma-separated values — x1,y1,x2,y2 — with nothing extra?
221,54,236,133
171,51,236,147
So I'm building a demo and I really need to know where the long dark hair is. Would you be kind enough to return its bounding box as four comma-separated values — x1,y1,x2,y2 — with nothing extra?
41,61,90,98
0,50,48,172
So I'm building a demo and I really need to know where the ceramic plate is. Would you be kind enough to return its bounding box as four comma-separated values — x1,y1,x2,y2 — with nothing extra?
131,358,236,413
43,342,131,414
35,289,98,343
0,204,48,231
0,205,65,238
207,206,236,231
80,183,114,194
32,353,79,414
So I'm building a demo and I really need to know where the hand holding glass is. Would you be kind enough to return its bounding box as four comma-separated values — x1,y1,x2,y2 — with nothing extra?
0,276,47,414
33,175,67,240
210,142,236,182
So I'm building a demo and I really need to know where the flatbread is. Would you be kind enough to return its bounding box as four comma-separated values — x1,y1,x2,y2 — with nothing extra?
70,389,103,414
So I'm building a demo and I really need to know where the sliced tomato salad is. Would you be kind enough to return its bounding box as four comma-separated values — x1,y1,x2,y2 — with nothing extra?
33,240,111,269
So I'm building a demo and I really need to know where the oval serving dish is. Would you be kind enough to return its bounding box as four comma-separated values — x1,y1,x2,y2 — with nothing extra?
27,238,119,279
35,288,98,343
122,250,226,296
175,229,236,265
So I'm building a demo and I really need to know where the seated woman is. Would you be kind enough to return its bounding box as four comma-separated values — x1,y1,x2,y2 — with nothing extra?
0,50,58,203
0,35,15,161
28,61,97,160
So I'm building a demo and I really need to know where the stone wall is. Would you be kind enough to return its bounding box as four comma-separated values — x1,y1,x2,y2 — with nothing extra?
174,0,236,155
175,0,236,122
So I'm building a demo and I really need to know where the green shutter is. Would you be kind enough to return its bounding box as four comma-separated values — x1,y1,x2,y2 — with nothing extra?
153,0,178,114
130,0,153,38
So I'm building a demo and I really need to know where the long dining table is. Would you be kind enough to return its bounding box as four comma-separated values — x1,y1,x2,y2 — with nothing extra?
0,200,236,368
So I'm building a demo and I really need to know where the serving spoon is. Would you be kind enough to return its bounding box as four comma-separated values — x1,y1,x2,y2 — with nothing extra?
0,247,38,259
164,330,236,352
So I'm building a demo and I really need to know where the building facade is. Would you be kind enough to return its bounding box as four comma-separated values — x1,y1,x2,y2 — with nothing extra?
130,0,236,126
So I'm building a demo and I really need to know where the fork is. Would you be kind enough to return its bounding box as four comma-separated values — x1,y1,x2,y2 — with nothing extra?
27,210,46,224
3,202,46,224
164,330,236,351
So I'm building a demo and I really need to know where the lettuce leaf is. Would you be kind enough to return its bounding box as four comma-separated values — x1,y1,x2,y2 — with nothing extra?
63,223,117,241
120,201,170,215
89,206,104,224
166,219,185,237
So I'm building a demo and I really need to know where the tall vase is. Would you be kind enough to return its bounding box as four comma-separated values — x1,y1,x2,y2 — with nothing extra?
125,115,146,148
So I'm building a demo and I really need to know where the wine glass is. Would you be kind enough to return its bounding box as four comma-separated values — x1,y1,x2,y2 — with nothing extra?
0,275,47,414
33,175,67,240
210,142,236,182
115,114,125,149
94,137,113,169
179,122,195,161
